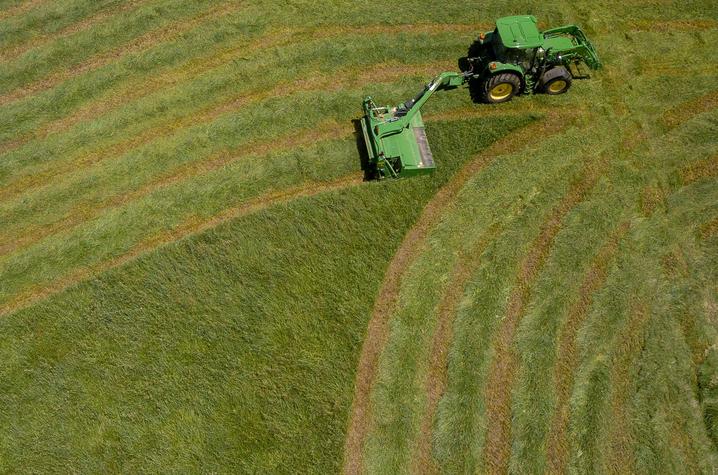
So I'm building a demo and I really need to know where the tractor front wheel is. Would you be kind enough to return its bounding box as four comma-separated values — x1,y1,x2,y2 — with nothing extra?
540,66,572,95
481,73,521,104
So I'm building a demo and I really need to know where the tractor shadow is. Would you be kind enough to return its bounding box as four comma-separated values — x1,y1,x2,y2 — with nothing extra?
352,118,376,181
458,38,484,104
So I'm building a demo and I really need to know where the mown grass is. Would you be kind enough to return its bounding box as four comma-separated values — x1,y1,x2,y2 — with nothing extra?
1,0,717,472
0,117,525,471
0,0,134,49
358,1,718,473
0,77,483,308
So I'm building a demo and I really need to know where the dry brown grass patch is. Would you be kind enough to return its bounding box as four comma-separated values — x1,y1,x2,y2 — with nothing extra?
0,0,47,21
680,154,718,185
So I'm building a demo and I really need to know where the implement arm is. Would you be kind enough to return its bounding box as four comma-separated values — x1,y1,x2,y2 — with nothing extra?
367,71,468,138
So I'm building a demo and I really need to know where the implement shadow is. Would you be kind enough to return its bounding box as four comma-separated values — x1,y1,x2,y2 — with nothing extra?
352,118,375,181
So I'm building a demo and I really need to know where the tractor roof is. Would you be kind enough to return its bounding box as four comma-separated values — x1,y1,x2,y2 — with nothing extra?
495,15,542,49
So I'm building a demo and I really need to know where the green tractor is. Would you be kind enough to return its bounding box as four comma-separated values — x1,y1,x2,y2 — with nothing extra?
360,15,601,179
463,15,602,103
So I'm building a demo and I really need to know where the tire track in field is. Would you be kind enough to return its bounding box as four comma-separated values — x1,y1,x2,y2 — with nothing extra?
0,0,147,63
0,0,46,21
0,20,481,153
0,120,351,257
0,2,240,106
343,112,577,475
425,103,552,122
661,90,718,130
0,60,452,255
482,154,609,474
0,172,364,318
544,221,631,474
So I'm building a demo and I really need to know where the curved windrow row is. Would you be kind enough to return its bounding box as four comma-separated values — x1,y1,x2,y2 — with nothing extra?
349,20,718,475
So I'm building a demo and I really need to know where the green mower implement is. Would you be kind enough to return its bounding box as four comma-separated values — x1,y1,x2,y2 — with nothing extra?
361,15,601,179
361,71,467,179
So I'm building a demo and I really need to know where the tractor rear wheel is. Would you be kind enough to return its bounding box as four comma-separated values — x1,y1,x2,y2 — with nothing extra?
481,73,521,104
540,66,572,95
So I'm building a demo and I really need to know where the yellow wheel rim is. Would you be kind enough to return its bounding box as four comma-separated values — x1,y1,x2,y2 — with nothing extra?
548,79,567,93
489,82,514,101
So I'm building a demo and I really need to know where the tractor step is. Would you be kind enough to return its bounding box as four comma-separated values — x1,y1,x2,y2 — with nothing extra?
413,126,435,169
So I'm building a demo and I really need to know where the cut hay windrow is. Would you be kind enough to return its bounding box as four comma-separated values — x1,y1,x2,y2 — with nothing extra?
0,25,303,157
0,0,148,63
627,18,718,32
410,224,502,474
0,57,448,197
0,121,351,258
0,20,480,152
0,172,363,318
661,90,718,130
700,217,718,239
545,222,631,473
342,112,577,475
0,0,47,21
605,304,652,472
409,113,579,473
0,2,240,106
0,60,453,253
482,154,609,474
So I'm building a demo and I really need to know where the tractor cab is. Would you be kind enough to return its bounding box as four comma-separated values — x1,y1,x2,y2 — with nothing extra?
491,16,543,71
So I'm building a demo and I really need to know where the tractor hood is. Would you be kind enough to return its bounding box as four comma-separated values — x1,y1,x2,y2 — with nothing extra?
496,15,542,49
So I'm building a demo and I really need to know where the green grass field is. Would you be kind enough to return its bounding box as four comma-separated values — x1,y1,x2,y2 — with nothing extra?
0,0,716,472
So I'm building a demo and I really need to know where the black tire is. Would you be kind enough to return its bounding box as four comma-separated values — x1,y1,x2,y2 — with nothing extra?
480,73,522,104
539,66,572,95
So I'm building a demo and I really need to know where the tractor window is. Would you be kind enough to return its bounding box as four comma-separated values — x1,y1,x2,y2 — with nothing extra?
492,41,535,70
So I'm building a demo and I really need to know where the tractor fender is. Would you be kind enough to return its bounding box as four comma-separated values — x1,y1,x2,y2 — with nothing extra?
484,62,525,88
537,65,571,88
